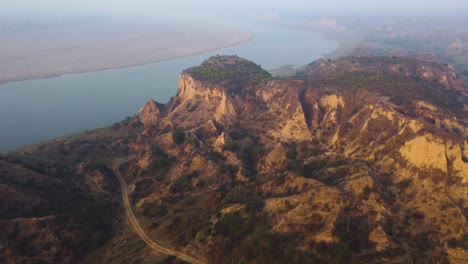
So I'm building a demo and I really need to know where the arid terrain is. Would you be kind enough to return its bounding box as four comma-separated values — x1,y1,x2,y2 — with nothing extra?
0,17,252,84
1,54,466,263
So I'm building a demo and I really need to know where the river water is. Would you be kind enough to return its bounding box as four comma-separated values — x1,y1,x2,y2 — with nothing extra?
0,24,336,153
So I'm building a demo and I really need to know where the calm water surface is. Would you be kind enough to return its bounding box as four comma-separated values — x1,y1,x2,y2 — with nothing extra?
0,25,337,152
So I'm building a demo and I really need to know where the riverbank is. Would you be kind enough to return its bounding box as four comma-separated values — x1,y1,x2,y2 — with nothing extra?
0,24,336,153
0,32,254,86
0,18,254,86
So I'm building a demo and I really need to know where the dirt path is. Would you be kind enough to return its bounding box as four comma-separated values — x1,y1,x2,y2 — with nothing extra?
112,158,205,264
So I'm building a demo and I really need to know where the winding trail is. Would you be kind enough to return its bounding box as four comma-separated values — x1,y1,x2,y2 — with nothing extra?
112,158,205,264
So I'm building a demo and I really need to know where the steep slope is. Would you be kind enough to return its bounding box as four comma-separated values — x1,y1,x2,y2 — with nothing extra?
0,155,119,263
1,55,467,263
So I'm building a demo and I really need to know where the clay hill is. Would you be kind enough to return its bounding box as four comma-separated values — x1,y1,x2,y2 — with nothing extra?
0,55,467,264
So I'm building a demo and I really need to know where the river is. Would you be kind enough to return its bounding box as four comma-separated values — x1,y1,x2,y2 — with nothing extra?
0,24,336,153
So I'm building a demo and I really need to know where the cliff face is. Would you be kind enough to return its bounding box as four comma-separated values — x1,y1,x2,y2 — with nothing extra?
171,72,239,125
1,55,467,263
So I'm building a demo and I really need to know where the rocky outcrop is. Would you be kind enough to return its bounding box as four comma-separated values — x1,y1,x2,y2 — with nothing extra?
137,98,161,125
174,73,238,125
399,134,447,172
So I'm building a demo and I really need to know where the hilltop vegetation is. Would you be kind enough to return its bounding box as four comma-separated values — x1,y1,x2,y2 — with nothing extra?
185,55,272,84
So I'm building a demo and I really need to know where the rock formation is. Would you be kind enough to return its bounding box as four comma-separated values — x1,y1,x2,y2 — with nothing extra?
1,55,467,263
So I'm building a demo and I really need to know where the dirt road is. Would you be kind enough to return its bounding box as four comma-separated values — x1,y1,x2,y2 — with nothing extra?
112,159,205,264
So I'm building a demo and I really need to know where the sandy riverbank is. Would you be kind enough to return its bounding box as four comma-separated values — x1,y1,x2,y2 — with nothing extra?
0,19,254,85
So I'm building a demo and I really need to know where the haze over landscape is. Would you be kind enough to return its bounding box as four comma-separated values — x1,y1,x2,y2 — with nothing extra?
0,1,467,264
4,0,468,11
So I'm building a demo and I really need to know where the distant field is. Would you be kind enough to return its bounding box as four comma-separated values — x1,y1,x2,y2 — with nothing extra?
0,17,253,84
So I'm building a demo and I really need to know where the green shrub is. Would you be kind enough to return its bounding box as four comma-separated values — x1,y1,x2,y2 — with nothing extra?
222,189,245,204
218,213,250,240
245,195,265,211
287,160,303,175
334,167,347,178
185,56,272,83
223,140,240,152
396,178,413,190
149,146,171,173
218,164,239,176
172,129,186,145
306,213,324,234
240,147,258,179
286,143,298,159
170,171,198,193
448,238,458,248
142,204,168,218
448,234,468,249
245,228,276,259
84,160,107,172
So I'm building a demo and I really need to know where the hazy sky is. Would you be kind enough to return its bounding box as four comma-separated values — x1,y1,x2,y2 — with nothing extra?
3,0,468,13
